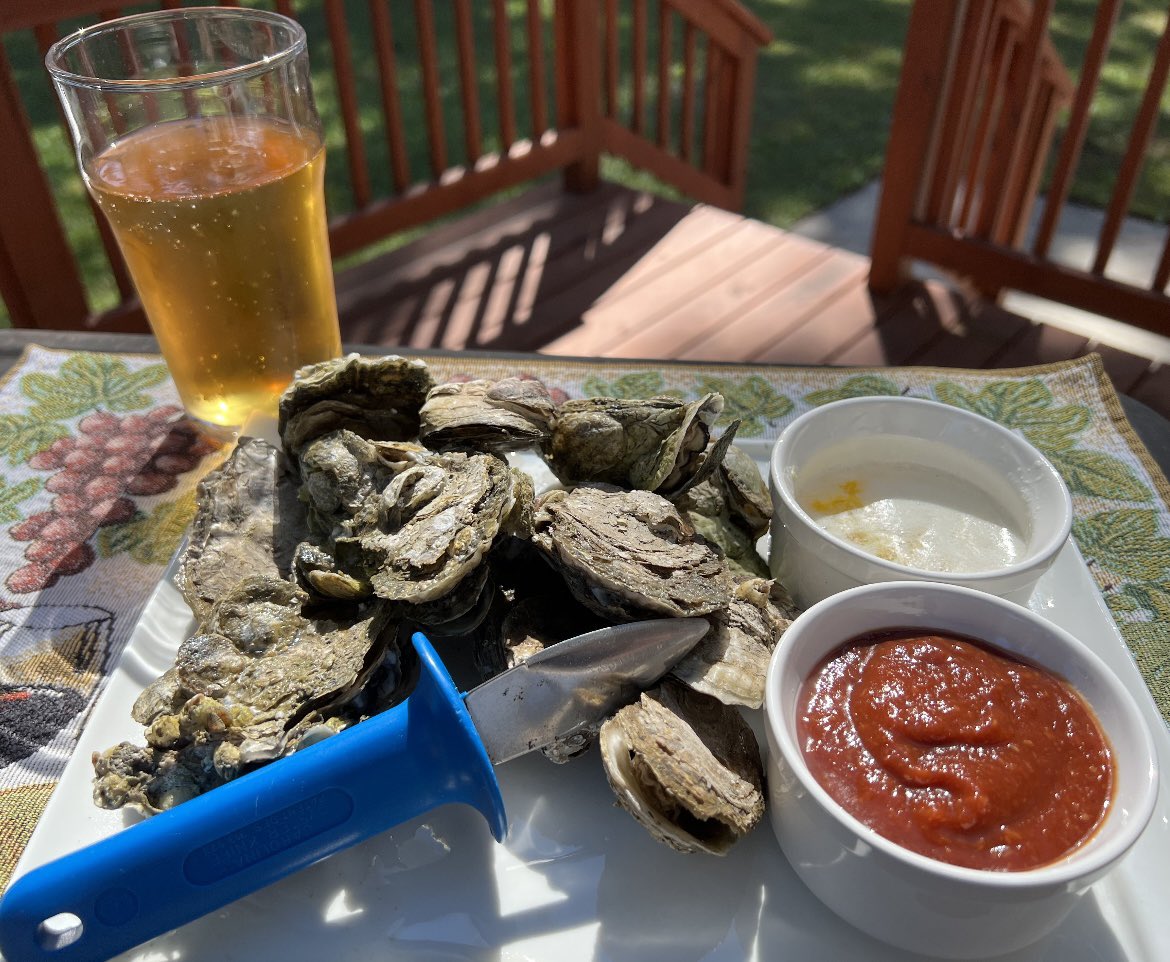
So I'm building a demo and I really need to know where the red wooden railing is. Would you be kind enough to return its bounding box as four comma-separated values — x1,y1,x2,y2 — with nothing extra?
0,0,771,333
871,0,1170,339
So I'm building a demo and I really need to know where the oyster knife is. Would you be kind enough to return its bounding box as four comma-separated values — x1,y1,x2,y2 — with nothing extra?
0,620,707,962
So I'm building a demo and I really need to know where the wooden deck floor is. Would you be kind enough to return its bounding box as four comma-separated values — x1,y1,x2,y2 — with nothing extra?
336,181,1170,421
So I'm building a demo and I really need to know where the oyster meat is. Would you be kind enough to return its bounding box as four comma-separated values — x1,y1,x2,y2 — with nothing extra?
419,377,556,454
547,394,733,497
279,353,434,456
175,437,308,623
532,485,733,621
600,678,765,855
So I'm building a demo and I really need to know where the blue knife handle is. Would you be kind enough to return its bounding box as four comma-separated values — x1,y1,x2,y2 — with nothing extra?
0,632,506,962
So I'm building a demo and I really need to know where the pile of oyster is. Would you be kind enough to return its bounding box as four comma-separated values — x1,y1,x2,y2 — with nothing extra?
92,355,797,856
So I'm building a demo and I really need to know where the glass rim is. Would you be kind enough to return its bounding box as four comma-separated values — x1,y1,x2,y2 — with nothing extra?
45,6,307,93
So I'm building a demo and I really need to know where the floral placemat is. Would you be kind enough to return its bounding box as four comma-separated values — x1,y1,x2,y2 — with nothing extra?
0,345,1167,891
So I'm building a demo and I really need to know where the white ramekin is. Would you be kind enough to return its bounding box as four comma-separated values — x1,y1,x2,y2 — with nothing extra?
768,396,1072,607
764,581,1159,959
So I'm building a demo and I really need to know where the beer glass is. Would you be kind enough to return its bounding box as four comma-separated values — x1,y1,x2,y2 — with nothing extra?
47,8,342,435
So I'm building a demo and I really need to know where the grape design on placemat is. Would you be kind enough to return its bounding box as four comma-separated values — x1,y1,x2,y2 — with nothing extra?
6,408,216,593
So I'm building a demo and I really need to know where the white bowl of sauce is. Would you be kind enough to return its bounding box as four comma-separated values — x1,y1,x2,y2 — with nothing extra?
764,581,1159,958
768,396,1072,607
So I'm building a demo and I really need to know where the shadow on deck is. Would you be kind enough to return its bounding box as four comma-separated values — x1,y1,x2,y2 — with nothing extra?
335,181,1170,422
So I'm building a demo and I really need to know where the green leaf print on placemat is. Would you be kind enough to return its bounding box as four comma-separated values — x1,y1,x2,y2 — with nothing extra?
0,415,68,467
19,354,169,421
805,374,902,405
583,371,681,400
1073,509,1170,582
695,375,793,436
935,379,1150,502
97,496,197,566
0,478,40,524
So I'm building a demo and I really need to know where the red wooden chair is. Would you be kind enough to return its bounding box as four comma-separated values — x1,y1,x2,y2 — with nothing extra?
870,0,1170,342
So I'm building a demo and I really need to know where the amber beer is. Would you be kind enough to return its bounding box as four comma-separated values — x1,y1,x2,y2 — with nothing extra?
88,116,341,430
47,8,340,433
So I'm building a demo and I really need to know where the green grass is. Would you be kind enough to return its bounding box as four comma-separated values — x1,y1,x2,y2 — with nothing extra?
4,0,1168,328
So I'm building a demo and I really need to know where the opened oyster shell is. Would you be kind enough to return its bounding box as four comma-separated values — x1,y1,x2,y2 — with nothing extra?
279,353,434,457
175,437,308,623
532,485,733,621
419,377,556,454
600,678,765,855
546,394,732,497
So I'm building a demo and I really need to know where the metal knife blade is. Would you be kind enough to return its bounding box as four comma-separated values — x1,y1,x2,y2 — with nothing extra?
465,618,710,764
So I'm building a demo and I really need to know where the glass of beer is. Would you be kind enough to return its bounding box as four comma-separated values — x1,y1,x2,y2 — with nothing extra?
47,8,342,435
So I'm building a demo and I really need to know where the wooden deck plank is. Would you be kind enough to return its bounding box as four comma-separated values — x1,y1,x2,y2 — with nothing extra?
987,321,1090,368
751,268,899,364
551,218,788,355
343,188,684,346
826,281,961,366
1128,363,1170,414
333,182,1170,425
674,254,862,362
1088,342,1155,394
609,233,831,358
908,299,1031,368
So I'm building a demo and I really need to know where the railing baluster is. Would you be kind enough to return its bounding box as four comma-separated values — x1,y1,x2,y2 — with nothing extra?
1092,10,1170,275
368,0,410,193
679,20,696,162
1033,0,1120,258
414,0,447,176
927,0,993,226
492,0,517,149
632,0,647,134
35,18,135,303
325,0,371,209
981,0,1052,243
958,18,1016,233
1153,229,1170,291
1009,78,1058,247
657,1,672,149
453,0,482,164
525,0,548,135
701,38,721,177
604,0,618,119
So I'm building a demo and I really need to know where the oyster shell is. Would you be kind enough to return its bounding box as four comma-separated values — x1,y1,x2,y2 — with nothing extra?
532,485,733,621
600,678,765,855
419,378,556,454
670,578,797,709
278,353,434,457
684,494,771,583
175,437,308,623
716,443,772,541
546,394,731,497
332,447,520,606
296,430,404,540
96,576,395,813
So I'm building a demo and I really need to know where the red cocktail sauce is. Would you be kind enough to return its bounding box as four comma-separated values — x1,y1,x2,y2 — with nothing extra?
797,630,1113,871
